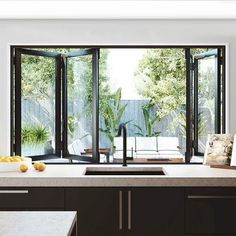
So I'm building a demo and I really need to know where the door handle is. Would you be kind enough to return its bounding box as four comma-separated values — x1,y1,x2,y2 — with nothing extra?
119,190,123,230
188,195,236,199
128,190,132,230
0,190,29,194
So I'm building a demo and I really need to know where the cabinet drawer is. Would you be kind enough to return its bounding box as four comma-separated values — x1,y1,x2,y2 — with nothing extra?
0,188,64,210
65,188,121,236
185,188,236,234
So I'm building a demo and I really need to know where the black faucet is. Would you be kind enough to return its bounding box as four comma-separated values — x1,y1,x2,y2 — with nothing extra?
117,123,128,167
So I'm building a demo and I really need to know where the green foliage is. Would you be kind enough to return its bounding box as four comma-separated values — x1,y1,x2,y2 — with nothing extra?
135,48,186,119
22,55,55,100
67,49,111,118
135,48,215,136
22,48,111,116
134,102,161,137
22,125,49,144
135,48,214,118
21,48,112,146
68,115,78,139
179,111,207,138
22,126,33,144
100,88,131,145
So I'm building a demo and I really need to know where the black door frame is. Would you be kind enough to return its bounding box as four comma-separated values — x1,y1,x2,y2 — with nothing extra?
14,48,62,160
11,45,226,164
192,48,223,156
62,49,100,163
185,48,193,163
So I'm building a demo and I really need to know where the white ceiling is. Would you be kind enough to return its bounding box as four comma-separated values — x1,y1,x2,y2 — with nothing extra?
0,1,236,19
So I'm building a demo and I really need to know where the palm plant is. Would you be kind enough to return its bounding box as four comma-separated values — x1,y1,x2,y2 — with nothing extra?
179,111,207,138
134,102,161,137
32,125,49,144
22,125,49,144
100,88,131,147
22,126,34,144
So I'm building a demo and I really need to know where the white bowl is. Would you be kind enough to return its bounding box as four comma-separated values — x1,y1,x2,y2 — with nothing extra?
0,157,32,172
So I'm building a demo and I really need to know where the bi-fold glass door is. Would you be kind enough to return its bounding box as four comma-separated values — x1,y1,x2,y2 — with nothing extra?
14,48,99,162
14,48,62,160
13,46,225,163
188,48,225,159
62,49,99,163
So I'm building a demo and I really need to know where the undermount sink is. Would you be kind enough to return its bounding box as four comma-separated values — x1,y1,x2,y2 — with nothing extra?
84,167,166,176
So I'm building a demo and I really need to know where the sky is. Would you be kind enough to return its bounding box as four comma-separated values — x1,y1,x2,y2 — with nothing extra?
107,48,146,100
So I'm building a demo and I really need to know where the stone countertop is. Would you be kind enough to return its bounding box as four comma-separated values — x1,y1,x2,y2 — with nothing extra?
0,164,236,187
0,211,77,236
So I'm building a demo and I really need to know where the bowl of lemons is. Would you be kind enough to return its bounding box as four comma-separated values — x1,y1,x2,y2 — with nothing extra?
0,156,32,172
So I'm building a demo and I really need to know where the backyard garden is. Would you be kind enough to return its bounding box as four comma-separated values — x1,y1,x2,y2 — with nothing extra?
20,48,215,161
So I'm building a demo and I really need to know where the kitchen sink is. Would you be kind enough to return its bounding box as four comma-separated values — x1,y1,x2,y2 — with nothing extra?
84,167,166,176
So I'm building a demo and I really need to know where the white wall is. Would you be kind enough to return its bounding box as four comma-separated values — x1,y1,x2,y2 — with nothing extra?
0,19,234,155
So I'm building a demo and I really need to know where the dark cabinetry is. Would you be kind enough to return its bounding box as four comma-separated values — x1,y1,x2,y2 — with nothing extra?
65,188,122,236
0,188,64,210
65,187,184,236
128,188,184,236
185,188,236,235
1,186,236,236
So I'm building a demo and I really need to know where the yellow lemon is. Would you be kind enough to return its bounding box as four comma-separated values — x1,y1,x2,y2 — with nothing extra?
33,162,40,170
15,155,25,161
20,164,28,172
11,157,21,162
37,163,46,172
2,157,11,162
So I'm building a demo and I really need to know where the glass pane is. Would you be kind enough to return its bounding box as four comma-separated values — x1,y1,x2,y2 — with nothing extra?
21,55,56,156
67,55,93,159
197,54,217,153
99,48,186,163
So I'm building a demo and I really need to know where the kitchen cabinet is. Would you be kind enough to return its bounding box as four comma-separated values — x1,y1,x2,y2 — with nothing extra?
65,187,184,236
127,188,184,236
185,188,236,235
0,188,64,210
1,186,236,235
65,188,122,236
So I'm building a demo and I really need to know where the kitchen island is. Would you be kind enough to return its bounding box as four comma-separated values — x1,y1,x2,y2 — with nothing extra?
0,164,236,236
0,164,236,187
0,211,77,236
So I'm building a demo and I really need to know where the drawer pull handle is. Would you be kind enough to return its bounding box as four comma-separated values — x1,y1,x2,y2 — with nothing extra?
0,190,29,194
128,190,132,230
188,195,236,199
119,191,123,230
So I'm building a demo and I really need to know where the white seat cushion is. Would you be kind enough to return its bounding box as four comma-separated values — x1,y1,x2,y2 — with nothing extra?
157,137,179,151
113,150,135,159
136,137,157,151
114,137,136,151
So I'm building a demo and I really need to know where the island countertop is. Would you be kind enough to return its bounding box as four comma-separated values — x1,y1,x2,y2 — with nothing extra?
0,211,77,236
0,164,236,187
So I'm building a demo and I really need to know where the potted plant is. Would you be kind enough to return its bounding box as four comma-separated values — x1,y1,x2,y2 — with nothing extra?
134,102,161,137
100,88,131,155
22,125,49,156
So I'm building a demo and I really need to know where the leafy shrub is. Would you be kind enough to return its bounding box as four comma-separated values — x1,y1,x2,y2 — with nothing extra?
22,125,49,144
